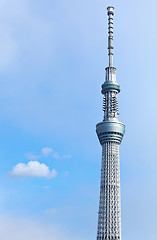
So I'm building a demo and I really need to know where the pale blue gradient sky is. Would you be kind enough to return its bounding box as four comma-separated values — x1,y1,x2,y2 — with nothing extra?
0,0,156,239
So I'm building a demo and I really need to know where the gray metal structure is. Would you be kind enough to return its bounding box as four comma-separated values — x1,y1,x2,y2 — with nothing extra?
96,6,125,240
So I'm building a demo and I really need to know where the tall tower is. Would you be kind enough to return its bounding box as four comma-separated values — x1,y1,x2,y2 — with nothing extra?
96,6,125,240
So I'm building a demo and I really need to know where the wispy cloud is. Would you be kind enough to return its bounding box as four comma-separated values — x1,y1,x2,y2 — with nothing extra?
25,147,71,160
44,208,57,215
10,161,57,179
64,171,69,177
41,147,53,156
43,185,50,189
0,0,55,72
52,152,71,160
25,152,41,160
0,216,87,240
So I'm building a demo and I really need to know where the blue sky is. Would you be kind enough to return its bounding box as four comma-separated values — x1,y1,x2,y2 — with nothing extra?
0,0,157,239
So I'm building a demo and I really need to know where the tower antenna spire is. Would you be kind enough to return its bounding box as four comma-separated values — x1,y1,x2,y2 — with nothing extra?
107,6,114,67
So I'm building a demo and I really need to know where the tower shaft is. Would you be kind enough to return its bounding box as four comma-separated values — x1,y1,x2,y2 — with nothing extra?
97,142,121,240
96,6,125,240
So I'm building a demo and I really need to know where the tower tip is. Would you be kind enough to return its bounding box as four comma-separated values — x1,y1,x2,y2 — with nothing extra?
107,6,114,15
107,6,114,67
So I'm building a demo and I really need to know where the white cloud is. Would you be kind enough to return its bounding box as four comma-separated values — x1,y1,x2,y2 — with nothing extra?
10,161,57,179
41,147,53,156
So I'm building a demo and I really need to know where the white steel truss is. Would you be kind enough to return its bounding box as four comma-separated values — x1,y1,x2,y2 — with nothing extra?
97,142,121,240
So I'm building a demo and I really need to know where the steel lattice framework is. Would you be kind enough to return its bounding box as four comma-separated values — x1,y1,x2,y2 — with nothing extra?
96,6,125,240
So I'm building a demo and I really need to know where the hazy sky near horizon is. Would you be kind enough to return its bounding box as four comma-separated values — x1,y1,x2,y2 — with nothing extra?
0,0,157,239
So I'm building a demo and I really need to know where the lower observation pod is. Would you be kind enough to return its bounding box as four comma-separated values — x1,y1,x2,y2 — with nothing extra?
96,121,125,145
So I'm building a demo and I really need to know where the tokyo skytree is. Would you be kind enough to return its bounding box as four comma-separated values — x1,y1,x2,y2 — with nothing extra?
96,6,125,240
